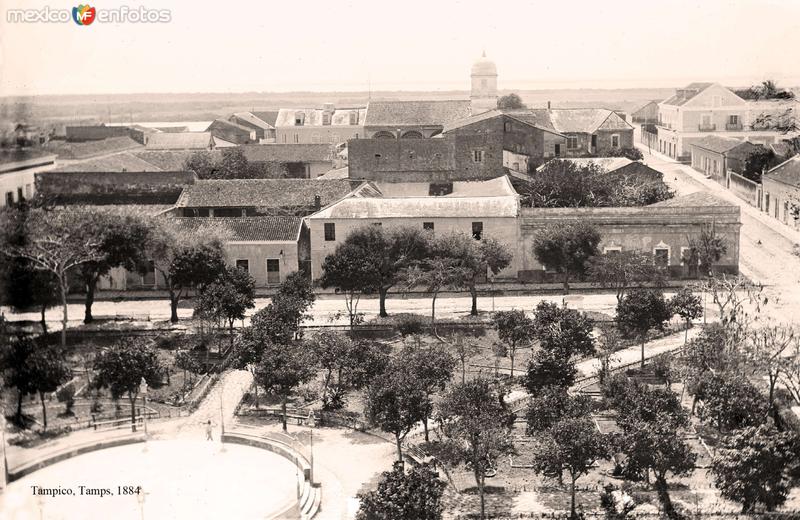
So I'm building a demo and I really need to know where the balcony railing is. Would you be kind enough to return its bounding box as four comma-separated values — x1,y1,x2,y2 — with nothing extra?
698,124,717,132
725,123,743,131
657,121,672,129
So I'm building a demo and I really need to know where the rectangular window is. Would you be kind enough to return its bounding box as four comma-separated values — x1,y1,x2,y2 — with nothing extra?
423,222,434,231
591,134,597,148
266,259,280,284
235,259,249,272
729,115,739,125
294,133,299,144
25,184,32,198
5,192,13,205
603,246,622,255
654,248,670,267
17,188,24,201
611,134,620,148
554,144,561,157
472,150,484,163
566,137,579,149
324,223,336,241
504,121,512,133
472,222,483,240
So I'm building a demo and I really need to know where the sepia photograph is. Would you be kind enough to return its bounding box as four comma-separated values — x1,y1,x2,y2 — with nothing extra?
1,0,800,518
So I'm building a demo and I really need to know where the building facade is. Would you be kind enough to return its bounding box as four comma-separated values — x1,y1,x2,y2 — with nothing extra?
762,156,800,228
274,105,365,145
0,150,57,207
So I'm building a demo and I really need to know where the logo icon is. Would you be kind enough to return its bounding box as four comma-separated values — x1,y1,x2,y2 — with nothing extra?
72,4,96,25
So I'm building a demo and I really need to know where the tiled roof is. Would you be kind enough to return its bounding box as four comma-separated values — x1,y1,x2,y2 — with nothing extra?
53,152,163,172
764,156,800,189
251,111,280,127
661,82,716,106
317,166,349,179
649,192,735,208
308,176,519,219
206,119,255,144
442,110,564,136
549,109,631,134
274,107,366,127
42,136,142,160
231,112,275,131
240,143,334,163
502,109,558,132
689,136,750,154
364,100,472,127
173,216,303,242
131,150,215,171
175,179,364,208
770,142,794,158
146,132,214,150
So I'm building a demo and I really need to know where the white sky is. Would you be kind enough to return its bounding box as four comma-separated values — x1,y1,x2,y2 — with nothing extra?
1,0,799,96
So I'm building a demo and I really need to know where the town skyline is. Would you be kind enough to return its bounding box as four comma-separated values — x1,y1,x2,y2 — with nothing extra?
2,0,799,97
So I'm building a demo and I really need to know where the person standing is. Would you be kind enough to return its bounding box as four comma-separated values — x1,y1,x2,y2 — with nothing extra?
205,420,213,441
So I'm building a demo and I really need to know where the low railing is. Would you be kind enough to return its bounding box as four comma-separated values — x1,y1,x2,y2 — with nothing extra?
698,123,717,131
725,122,743,131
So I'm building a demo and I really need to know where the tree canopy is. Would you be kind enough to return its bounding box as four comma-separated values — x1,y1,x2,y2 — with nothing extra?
532,221,601,292
356,463,446,520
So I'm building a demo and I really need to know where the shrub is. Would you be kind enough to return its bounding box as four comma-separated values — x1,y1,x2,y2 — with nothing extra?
394,314,427,337
56,385,76,415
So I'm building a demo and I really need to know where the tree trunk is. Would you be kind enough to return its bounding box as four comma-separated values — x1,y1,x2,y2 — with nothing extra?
461,361,467,384
40,304,48,335
169,289,179,323
570,474,577,520
475,471,486,520
395,434,403,462
379,287,388,318
423,415,429,442
17,391,24,423
281,397,288,432
431,292,438,325
641,335,646,368
252,371,259,409
229,319,235,351
469,284,478,316
563,272,570,294
655,475,675,519
130,394,137,432
59,273,69,348
84,276,98,324
685,319,690,344
510,352,515,378
39,391,48,431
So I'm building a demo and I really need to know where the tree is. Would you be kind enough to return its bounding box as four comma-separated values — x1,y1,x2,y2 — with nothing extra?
2,334,39,425
741,146,776,182
532,301,596,358
693,371,769,432
497,93,526,110
596,324,622,385
195,266,256,350
356,463,446,520
402,255,470,327
684,224,727,278
0,206,105,347
147,218,228,322
616,289,673,368
711,425,800,513
614,384,696,518
183,151,216,178
436,378,515,520
746,325,795,426
587,251,664,303
93,338,164,432
532,221,601,292
531,418,609,519
669,287,703,343
454,235,513,316
175,350,202,388
27,344,71,430
401,346,456,441
735,80,795,101
308,331,388,410
320,225,428,319
526,386,595,435
77,211,152,323
364,370,428,462
449,333,481,384
492,310,533,377
253,341,316,431
524,348,577,393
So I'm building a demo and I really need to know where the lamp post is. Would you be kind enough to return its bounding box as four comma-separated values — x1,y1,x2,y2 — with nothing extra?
139,377,148,449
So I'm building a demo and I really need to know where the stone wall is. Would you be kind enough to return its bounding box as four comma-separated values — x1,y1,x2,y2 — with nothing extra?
36,170,196,204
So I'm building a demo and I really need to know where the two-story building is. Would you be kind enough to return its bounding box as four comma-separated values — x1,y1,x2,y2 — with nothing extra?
689,135,764,186
274,104,366,145
656,82,798,160
362,100,473,139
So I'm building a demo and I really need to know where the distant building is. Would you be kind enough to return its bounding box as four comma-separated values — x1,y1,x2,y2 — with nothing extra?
14,124,49,146
363,100,472,139
631,101,660,124
545,108,634,156
228,112,277,142
536,157,664,183
0,149,57,206
689,135,763,185
146,132,217,150
762,155,800,228
66,124,138,143
35,170,196,205
470,52,499,113
206,119,257,145
240,143,335,178
656,82,798,159
274,105,365,145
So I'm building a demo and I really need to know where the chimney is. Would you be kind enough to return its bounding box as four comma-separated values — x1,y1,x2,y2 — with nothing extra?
314,194,321,210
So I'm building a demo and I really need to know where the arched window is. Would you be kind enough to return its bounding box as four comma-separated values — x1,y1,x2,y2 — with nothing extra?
401,131,423,139
373,131,396,139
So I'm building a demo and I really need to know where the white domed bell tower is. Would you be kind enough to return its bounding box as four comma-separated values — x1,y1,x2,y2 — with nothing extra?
470,51,498,114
